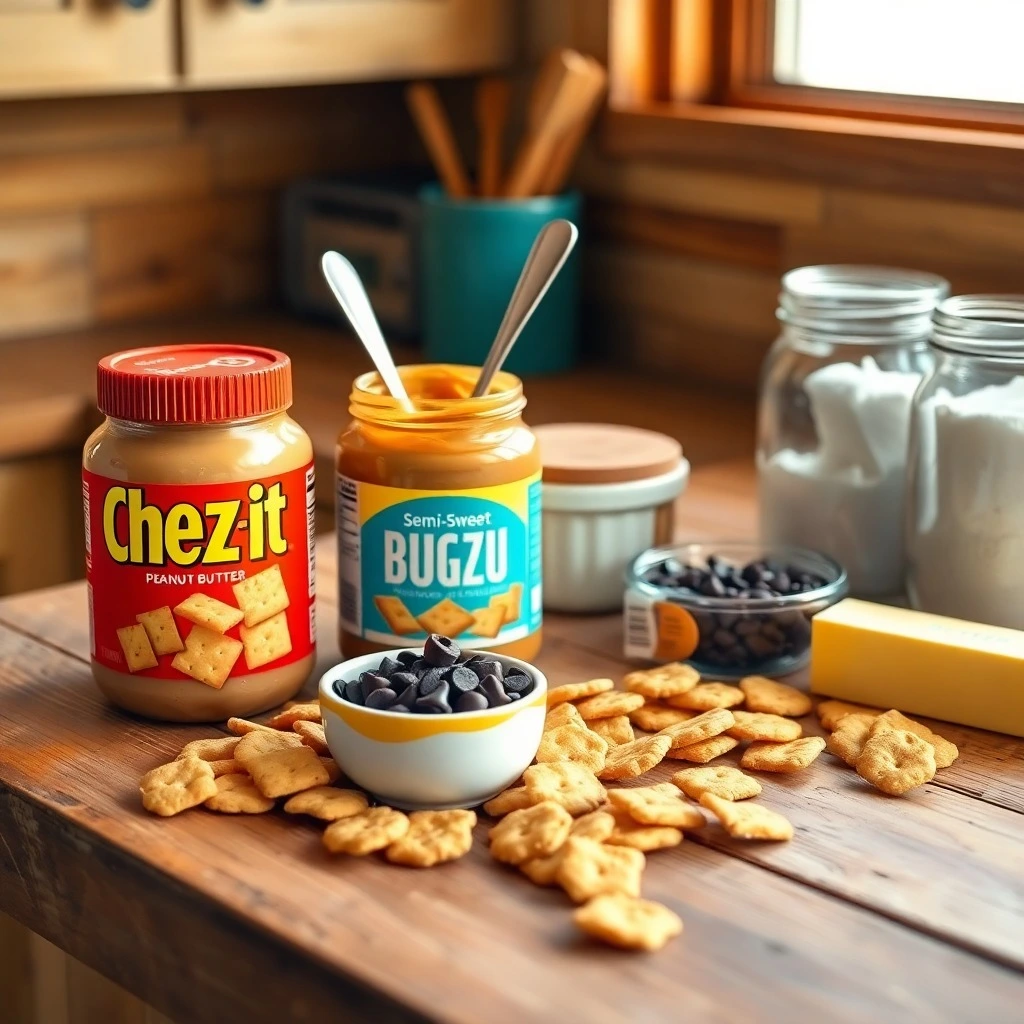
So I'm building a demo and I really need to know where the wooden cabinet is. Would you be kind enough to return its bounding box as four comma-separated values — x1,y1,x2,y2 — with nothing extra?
0,0,176,98
180,0,515,89
0,0,514,98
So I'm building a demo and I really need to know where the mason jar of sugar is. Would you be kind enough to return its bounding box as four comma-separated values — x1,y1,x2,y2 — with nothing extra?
758,266,948,598
907,295,1024,630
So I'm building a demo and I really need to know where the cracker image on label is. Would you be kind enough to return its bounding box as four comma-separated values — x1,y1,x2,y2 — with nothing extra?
117,624,158,673
174,593,244,634
135,605,184,656
240,610,292,670
470,605,504,639
233,564,290,628
172,625,243,688
417,597,475,637
489,582,523,625
373,595,421,636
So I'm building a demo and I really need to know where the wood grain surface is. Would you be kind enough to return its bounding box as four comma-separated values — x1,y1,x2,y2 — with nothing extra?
1,462,1022,1022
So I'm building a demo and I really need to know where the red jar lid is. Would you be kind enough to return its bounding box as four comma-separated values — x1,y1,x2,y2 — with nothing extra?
97,344,293,424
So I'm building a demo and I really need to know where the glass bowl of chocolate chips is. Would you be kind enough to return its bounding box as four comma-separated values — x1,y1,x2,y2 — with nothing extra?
626,542,848,678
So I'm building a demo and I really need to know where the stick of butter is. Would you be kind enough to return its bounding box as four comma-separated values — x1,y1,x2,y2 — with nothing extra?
811,598,1024,738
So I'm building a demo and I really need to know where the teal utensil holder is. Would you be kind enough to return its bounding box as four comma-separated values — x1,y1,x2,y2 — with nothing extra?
419,185,582,376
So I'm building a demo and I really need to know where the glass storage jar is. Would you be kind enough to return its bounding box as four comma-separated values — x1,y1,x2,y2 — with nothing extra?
758,265,948,598
907,295,1024,630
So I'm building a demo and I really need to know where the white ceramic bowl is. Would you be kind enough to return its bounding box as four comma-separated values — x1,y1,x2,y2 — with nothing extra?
319,649,547,810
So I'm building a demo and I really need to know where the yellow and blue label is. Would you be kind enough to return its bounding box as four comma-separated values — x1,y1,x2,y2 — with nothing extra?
336,473,541,648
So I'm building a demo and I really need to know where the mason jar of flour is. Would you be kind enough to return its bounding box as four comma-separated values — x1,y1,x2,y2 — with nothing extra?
758,266,949,598
907,295,1024,630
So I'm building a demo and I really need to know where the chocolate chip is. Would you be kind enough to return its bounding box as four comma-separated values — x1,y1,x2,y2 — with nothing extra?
390,704,411,713
503,671,533,694
360,671,390,700
365,687,398,710
410,658,431,677
479,673,510,707
470,659,503,682
389,671,418,693
395,680,420,707
418,667,446,695
340,679,364,705
700,575,727,597
377,656,400,678
462,653,485,664
415,680,451,713
447,665,481,694
508,692,521,701
396,650,419,668
455,690,489,713
424,633,460,667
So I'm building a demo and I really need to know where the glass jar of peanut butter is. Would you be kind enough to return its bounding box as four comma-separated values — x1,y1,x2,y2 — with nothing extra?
83,344,316,722
336,365,542,661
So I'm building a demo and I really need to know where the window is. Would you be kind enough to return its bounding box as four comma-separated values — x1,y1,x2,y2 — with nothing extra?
773,0,1024,106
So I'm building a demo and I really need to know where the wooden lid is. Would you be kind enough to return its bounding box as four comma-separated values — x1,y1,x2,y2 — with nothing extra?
534,422,683,485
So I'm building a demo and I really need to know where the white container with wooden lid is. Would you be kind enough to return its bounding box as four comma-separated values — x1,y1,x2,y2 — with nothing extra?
535,423,689,613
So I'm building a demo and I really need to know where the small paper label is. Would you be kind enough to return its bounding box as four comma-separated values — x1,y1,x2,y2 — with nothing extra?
624,590,700,662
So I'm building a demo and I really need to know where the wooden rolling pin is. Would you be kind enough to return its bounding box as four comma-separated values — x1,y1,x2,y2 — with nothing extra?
405,81,471,199
503,51,595,199
475,76,511,198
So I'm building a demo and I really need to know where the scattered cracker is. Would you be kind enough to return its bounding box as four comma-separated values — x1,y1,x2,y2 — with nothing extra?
666,682,744,711
240,611,293,671
574,691,645,721
607,783,705,830
226,717,279,736
519,812,616,886
117,624,158,673
624,662,700,699
140,756,216,816
571,809,616,841
671,765,762,802
589,715,634,746
535,723,608,773
324,807,410,855
826,713,878,766
243,744,330,798
489,801,573,865
320,757,342,784
177,735,240,762
658,708,736,750
629,704,695,733
416,596,474,637
817,699,883,732
293,720,330,755
283,787,369,821
483,786,535,817
204,773,275,814
265,701,321,730
871,710,958,769
386,809,477,867
172,626,243,689
598,734,671,780
574,893,682,951
173,593,244,634
856,729,936,796
233,564,290,628
546,678,615,707
740,736,826,773
700,793,793,841
208,758,241,777
235,728,303,763
739,676,812,717
135,605,184,656
556,837,645,903
727,710,803,742
667,735,739,763
524,762,607,816
605,809,683,852
545,702,587,731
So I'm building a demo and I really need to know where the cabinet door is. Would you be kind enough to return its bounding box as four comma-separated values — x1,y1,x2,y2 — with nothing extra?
182,0,514,89
0,0,176,98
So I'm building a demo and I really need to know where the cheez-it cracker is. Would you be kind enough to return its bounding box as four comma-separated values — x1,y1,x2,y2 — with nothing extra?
233,564,290,629
373,596,421,636
117,624,158,673
135,605,184,656
172,626,243,689
240,610,292,670
173,593,244,635
416,597,475,637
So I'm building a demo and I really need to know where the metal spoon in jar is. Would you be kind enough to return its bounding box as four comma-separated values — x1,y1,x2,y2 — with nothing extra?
321,250,414,412
472,219,578,398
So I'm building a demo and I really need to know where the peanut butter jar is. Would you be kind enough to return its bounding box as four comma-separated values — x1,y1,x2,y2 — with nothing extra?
83,344,316,722
336,365,542,661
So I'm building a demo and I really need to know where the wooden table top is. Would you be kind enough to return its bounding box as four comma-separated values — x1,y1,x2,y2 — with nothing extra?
1,460,1022,1024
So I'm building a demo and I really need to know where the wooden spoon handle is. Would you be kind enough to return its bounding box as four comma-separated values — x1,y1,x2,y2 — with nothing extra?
539,58,607,195
475,76,511,199
405,82,471,199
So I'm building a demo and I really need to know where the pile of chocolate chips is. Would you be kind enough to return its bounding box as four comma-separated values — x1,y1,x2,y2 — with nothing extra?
642,555,826,598
335,634,534,714
642,555,829,672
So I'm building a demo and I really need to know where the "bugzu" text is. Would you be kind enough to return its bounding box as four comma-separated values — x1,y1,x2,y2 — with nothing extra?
383,529,508,587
